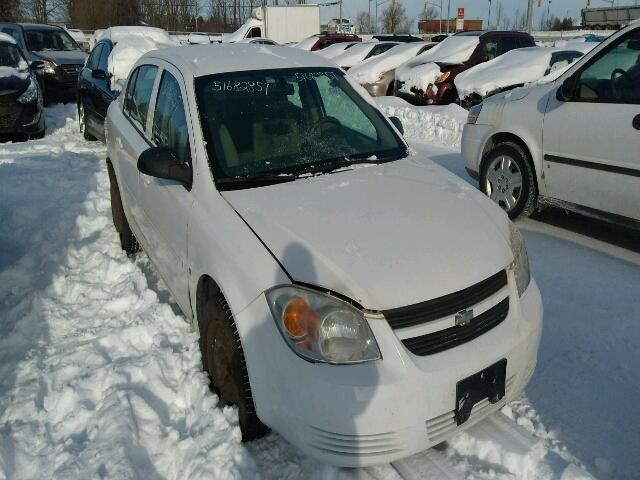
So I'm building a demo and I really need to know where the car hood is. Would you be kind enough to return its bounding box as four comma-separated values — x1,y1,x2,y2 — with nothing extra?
32,50,87,64
222,157,513,311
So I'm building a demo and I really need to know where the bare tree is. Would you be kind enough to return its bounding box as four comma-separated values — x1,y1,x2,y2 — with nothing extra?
419,4,437,21
356,10,374,34
0,0,21,21
380,2,411,34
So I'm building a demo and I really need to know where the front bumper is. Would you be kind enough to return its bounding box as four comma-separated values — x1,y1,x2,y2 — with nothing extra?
0,98,43,136
237,277,543,467
40,64,82,98
462,123,496,181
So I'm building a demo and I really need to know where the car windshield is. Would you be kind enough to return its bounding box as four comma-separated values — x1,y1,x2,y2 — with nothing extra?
25,29,79,51
0,43,27,69
195,67,406,186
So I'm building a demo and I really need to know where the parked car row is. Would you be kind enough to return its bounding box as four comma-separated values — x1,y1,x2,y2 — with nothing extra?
337,30,600,109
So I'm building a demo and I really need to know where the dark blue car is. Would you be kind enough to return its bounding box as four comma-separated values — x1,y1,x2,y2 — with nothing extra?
77,38,118,141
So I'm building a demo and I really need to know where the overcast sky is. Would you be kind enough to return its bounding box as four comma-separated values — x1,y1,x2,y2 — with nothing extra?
319,0,600,28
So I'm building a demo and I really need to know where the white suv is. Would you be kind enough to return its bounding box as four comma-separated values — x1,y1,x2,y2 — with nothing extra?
462,22,640,225
105,44,542,467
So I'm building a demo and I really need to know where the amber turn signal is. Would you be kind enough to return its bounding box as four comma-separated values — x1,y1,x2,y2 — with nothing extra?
282,297,319,340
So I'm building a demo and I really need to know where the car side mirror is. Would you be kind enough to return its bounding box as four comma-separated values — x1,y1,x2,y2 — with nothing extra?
389,116,404,135
30,60,44,71
92,69,107,80
137,147,192,189
556,74,577,102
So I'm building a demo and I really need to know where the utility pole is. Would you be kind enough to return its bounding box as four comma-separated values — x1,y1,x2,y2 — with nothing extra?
526,0,534,34
439,0,443,33
446,0,451,34
488,0,492,29
339,0,342,33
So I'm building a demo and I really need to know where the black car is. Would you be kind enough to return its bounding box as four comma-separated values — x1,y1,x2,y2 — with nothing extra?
0,23,87,104
77,38,118,141
0,36,45,141
372,34,423,43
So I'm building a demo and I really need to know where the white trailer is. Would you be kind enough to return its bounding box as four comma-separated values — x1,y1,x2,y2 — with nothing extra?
223,5,320,44
581,5,640,29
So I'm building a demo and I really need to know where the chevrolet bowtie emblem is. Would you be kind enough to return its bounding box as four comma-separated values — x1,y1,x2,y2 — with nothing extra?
455,308,473,327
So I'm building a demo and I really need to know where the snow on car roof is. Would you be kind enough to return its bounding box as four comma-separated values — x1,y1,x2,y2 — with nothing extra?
142,43,337,78
454,46,584,98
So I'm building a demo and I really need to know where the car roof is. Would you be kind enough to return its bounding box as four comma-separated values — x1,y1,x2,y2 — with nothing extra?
143,44,336,78
19,23,64,30
456,30,531,37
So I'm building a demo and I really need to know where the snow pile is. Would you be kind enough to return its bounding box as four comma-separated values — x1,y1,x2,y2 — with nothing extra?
395,36,479,89
98,27,178,91
315,42,355,59
0,32,17,44
348,42,433,85
332,42,384,69
294,34,320,51
397,62,441,93
455,47,583,98
0,105,259,479
376,96,467,149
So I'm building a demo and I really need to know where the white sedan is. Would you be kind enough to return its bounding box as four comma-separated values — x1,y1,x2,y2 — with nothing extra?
105,44,542,467
462,21,640,223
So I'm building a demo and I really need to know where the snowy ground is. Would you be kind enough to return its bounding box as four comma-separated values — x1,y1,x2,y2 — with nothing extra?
0,101,638,480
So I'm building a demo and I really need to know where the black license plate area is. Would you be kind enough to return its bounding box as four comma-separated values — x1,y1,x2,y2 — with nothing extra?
455,359,506,426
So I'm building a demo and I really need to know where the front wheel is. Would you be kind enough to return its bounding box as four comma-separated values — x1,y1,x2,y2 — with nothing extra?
199,293,269,442
480,142,537,219
107,163,140,254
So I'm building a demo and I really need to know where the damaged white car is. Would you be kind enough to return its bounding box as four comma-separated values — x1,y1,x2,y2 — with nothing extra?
105,44,543,466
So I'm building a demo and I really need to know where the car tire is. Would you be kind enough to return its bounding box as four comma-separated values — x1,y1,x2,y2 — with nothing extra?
78,101,96,141
199,291,269,442
107,163,140,255
480,141,537,219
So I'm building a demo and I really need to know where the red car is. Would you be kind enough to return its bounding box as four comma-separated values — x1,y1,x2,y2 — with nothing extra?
297,33,361,51
394,31,535,105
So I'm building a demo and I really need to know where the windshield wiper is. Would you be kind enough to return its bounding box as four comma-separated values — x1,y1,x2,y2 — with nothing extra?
215,172,296,190
290,153,401,176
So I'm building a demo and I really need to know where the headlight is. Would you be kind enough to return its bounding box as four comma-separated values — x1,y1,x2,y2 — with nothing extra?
17,78,39,104
266,285,381,364
509,222,531,296
435,71,450,84
467,103,483,124
42,60,57,75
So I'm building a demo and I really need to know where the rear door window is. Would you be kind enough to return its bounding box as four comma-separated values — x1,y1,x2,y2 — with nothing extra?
97,43,110,72
124,65,158,130
499,37,520,55
479,38,499,60
86,44,103,70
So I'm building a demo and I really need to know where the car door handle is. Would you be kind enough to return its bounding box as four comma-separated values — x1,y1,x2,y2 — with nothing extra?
633,114,640,131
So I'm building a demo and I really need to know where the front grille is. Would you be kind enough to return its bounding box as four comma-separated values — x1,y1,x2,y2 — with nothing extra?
0,113,19,128
59,64,82,87
402,297,509,356
60,64,82,75
383,270,507,330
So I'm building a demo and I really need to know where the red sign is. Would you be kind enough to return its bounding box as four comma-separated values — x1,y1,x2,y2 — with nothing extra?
457,7,465,19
